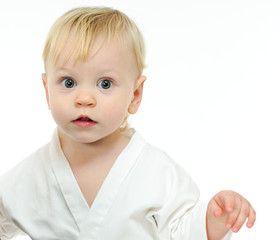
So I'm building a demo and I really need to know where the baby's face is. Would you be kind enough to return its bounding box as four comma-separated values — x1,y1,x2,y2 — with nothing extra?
42,34,145,144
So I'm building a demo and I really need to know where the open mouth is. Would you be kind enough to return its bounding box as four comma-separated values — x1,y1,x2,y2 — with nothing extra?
73,116,97,128
76,117,94,122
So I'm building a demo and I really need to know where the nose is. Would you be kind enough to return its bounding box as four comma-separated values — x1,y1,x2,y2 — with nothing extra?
75,90,96,108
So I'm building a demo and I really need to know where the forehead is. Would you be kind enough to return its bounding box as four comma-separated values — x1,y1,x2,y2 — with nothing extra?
47,30,132,69
43,8,145,75
51,32,139,77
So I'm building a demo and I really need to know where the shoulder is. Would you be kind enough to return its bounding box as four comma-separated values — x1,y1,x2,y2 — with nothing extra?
0,142,51,196
0,142,52,235
0,129,60,187
133,131,188,174
131,130,199,194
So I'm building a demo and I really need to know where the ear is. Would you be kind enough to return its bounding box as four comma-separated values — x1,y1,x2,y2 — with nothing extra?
128,75,146,114
42,73,50,109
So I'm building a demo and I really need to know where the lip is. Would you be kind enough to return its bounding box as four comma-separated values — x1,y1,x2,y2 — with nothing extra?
72,115,97,128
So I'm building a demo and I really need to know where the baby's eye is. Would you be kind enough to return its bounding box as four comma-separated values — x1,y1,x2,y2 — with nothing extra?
97,79,112,89
61,78,77,88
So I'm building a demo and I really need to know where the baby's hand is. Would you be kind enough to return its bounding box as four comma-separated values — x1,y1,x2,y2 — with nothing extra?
207,190,256,236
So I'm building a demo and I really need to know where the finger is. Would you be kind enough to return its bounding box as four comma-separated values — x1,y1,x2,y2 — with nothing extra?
246,206,256,228
231,201,250,233
214,191,236,214
209,198,224,218
225,196,242,230
223,193,235,214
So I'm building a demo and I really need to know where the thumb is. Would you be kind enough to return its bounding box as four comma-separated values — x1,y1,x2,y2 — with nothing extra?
208,198,225,218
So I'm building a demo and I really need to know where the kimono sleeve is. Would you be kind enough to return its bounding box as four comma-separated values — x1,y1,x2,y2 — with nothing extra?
146,154,232,240
0,172,26,240
173,201,232,240
0,196,23,240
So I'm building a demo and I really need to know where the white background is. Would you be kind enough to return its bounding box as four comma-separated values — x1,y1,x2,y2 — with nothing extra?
0,0,279,239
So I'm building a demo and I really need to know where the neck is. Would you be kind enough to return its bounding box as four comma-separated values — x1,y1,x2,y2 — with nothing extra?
58,129,130,167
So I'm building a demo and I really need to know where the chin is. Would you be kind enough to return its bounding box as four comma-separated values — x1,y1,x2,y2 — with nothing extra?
58,128,97,144
71,134,100,144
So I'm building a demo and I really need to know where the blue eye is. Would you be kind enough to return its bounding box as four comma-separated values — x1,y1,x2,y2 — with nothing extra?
97,79,112,89
62,78,77,88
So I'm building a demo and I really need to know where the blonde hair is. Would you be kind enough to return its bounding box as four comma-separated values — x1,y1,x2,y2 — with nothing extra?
42,7,146,74
42,7,146,132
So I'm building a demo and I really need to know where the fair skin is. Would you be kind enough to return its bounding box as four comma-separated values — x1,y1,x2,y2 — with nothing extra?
43,33,146,206
43,31,255,239
207,190,256,239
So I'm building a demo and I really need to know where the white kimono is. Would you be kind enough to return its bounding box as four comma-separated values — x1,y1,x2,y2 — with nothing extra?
0,129,231,240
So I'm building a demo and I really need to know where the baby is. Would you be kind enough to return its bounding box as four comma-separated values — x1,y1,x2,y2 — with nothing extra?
0,7,255,240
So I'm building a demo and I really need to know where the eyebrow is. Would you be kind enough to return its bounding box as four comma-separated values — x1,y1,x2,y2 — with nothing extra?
55,66,72,72
53,66,123,81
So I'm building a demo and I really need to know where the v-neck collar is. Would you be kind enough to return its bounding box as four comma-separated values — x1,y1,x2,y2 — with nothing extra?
50,129,89,230
50,128,147,236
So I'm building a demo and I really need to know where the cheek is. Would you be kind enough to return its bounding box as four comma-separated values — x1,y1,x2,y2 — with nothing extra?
48,94,70,123
101,99,130,122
